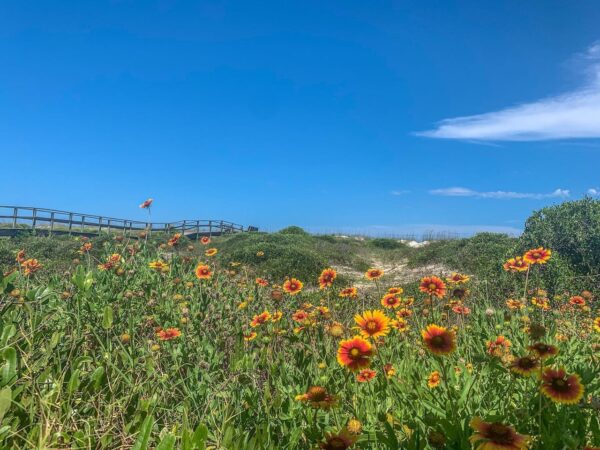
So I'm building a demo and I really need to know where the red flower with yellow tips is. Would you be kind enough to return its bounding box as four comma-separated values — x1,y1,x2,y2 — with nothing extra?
365,268,384,280
250,311,271,327
354,310,391,339
421,324,456,356
318,268,337,289
380,293,402,309
283,278,303,295
469,417,530,450
337,336,373,371
339,287,358,298
194,264,212,280
503,256,529,272
523,247,551,265
540,367,584,404
419,276,446,298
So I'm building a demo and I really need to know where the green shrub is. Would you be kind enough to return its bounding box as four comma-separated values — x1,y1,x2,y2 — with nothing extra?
277,226,309,236
368,238,403,250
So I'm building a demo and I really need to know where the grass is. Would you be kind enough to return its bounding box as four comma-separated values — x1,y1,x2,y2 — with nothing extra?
0,230,598,449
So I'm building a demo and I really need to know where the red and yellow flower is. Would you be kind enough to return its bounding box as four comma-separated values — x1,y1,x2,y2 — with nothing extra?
594,317,600,333
156,327,181,341
318,268,337,289
139,198,153,209
243,331,257,341
510,356,540,377
422,324,456,356
148,260,169,273
540,367,584,404
568,295,586,307
205,248,218,257
356,368,376,382
419,276,446,298
506,299,524,310
337,336,373,371
380,293,402,309
194,264,212,279
391,318,410,333
21,258,43,276
528,342,558,360
167,233,182,247
469,417,530,450
523,247,551,265
339,287,358,298
250,311,271,327
427,370,441,388
387,286,403,295
354,310,391,339
283,278,303,295
199,236,211,245
486,336,511,357
319,428,358,450
295,386,338,409
503,256,529,272
396,308,413,319
255,277,269,287
365,268,384,280
447,272,470,284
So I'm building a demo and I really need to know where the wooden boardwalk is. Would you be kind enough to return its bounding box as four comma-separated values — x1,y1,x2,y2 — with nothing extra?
0,205,257,239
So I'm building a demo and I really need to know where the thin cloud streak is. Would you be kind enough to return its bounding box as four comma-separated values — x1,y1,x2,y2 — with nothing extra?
417,43,600,141
429,187,570,200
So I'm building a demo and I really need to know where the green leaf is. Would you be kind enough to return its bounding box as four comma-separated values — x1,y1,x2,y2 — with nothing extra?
1,348,17,387
191,423,208,449
0,387,12,423
156,434,176,450
102,306,114,330
132,416,154,450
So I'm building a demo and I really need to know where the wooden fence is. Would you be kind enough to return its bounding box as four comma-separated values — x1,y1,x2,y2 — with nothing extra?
0,206,257,239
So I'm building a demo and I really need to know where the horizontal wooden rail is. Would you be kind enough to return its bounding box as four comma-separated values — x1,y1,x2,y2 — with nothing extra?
0,205,255,238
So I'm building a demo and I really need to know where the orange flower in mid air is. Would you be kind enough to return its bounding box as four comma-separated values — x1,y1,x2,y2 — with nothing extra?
365,268,384,280
427,371,441,388
380,293,401,309
339,287,358,298
139,198,153,209
523,247,551,265
21,258,43,276
447,273,470,284
337,336,373,371
318,268,337,289
205,248,218,257
540,367,584,404
194,264,212,280
356,369,376,382
283,278,303,295
419,276,446,298
354,310,391,339
422,324,456,356
250,311,272,327
255,277,269,287
469,417,530,450
156,327,181,341
503,256,529,272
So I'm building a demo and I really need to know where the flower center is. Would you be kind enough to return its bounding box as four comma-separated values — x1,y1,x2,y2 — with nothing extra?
366,321,378,331
552,378,568,391
432,336,444,346
429,283,437,290
488,423,513,444
350,348,361,358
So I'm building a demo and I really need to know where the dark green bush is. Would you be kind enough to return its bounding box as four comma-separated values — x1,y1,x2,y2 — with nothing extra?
369,238,404,250
277,226,309,236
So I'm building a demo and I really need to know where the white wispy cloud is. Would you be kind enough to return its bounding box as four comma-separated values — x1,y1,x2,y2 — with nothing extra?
418,42,600,141
390,190,410,196
588,188,600,196
429,187,570,200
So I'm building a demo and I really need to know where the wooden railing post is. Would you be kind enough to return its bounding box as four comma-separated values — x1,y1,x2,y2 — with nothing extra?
98,217,102,234
50,212,55,236
107,219,111,234
81,215,85,231
32,208,38,229
12,208,17,229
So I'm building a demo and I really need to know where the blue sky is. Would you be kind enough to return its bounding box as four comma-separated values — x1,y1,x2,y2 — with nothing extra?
2,1,600,236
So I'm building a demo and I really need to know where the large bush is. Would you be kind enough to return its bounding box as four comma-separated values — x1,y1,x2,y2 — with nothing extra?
520,197,600,275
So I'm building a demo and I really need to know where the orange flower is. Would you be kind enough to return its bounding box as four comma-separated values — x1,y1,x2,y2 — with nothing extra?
383,364,395,378
419,276,446,298
283,278,303,295
569,295,586,307
337,336,373,371
339,287,358,298
391,318,410,333
295,386,338,409
243,331,257,341
194,264,212,279
528,342,558,360
510,356,540,377
199,236,211,245
156,327,181,341
503,256,529,272
205,248,218,257
427,370,441,388
139,198,153,209
271,311,283,322
167,233,182,247
506,299,524,310
486,336,511,357
469,417,530,450
594,317,600,333
318,268,337,289
452,304,471,315
422,324,456,356
396,308,413,319
387,286,403,295
380,293,402,309
15,249,26,264
447,273,470,284
250,311,271,327
255,277,269,287
523,247,551,265
292,310,309,322
365,268,384,280
149,260,169,273
21,258,42,276
540,367,584,404
354,310,391,339
356,368,376,382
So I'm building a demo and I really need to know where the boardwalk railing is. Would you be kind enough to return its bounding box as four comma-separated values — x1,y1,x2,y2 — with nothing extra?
0,206,257,239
